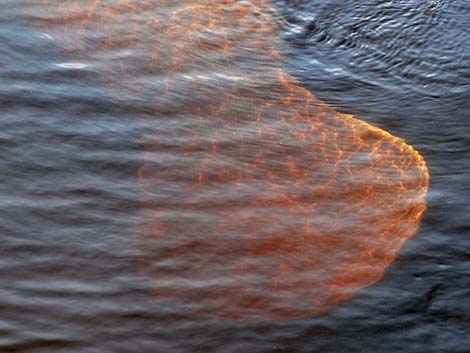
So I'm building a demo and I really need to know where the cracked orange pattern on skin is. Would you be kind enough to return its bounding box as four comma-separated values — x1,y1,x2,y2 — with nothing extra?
35,0,429,320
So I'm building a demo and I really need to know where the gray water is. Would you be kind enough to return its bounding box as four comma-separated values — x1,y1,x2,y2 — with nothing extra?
1,0,469,352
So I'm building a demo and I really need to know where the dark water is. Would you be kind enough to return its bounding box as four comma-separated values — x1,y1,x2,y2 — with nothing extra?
1,0,469,352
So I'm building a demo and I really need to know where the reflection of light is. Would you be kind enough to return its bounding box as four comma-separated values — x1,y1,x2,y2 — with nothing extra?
55,62,90,69
42,0,429,321
214,73,245,81
40,32,53,40
183,72,245,82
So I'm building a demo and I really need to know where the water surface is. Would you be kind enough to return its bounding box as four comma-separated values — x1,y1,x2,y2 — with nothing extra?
1,0,469,352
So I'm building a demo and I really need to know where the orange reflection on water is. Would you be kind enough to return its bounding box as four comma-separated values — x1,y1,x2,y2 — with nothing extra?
38,0,429,320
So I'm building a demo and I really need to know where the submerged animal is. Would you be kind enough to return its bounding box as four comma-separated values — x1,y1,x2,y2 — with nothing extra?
34,0,429,321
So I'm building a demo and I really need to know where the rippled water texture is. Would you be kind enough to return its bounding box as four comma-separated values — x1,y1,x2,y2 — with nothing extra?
279,0,470,96
1,0,469,352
